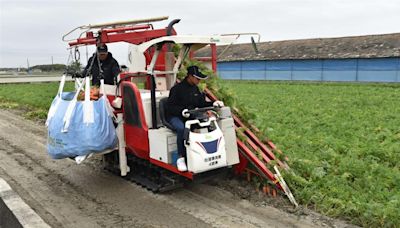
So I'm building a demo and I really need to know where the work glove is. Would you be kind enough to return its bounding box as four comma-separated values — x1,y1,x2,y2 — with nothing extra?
213,100,224,107
65,70,83,78
182,109,190,118
74,72,84,78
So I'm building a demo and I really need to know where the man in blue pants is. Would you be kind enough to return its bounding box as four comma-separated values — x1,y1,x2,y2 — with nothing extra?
166,66,224,171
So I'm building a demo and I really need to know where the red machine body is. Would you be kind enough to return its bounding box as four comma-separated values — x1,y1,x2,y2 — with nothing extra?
67,17,289,193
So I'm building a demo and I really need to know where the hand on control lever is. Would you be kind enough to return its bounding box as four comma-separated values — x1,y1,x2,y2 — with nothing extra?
182,109,190,118
213,100,224,107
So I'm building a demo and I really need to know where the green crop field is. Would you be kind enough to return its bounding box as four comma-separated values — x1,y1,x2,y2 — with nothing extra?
0,82,74,119
0,80,399,227
223,80,400,227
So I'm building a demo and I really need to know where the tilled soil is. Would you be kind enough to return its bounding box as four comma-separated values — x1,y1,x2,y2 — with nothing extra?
0,109,355,228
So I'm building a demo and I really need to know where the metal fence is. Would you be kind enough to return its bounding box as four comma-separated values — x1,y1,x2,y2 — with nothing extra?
217,58,400,82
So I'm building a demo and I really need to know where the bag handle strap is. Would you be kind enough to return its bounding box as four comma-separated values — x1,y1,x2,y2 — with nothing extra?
85,77,91,102
56,74,67,97
62,76,87,132
99,79,116,119
46,74,66,126
83,77,94,124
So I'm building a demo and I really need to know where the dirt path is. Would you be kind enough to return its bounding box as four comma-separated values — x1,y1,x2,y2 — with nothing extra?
0,109,351,228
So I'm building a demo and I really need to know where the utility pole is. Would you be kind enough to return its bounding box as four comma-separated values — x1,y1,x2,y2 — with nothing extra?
51,56,54,71
27,58,30,75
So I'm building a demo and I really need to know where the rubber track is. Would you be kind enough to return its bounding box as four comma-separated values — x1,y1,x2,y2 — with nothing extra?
104,151,184,193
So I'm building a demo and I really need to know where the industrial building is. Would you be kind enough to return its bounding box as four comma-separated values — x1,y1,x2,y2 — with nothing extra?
198,33,400,82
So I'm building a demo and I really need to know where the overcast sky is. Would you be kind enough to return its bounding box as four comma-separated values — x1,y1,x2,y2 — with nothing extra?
1,0,399,68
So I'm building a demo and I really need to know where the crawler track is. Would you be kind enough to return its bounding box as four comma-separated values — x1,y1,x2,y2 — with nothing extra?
104,151,184,192
103,151,231,193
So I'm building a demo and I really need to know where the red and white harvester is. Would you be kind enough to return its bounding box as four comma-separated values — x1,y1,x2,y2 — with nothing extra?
62,16,296,204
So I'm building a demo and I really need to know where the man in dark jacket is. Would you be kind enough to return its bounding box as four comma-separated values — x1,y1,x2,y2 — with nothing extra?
167,66,224,171
83,44,120,85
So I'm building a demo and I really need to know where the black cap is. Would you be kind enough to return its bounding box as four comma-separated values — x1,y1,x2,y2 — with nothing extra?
97,44,108,53
187,66,208,79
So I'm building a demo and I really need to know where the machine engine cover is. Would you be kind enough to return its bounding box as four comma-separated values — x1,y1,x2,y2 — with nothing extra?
186,126,227,173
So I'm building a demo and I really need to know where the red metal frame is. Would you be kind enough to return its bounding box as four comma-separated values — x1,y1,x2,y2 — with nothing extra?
121,82,150,159
69,24,174,91
234,152,248,174
237,140,282,190
233,115,286,168
203,87,286,190
150,158,194,180
69,26,176,46
190,43,217,72
211,44,217,72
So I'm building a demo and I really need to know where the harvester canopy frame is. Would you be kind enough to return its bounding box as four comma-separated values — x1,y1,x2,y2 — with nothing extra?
130,35,237,83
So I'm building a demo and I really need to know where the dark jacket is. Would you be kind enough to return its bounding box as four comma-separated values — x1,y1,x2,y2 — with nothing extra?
83,53,120,85
167,77,213,120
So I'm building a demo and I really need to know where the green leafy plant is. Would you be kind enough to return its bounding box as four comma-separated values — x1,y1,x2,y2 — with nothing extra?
224,80,400,227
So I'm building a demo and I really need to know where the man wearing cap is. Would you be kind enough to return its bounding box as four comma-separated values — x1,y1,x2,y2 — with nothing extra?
82,44,120,85
167,66,224,172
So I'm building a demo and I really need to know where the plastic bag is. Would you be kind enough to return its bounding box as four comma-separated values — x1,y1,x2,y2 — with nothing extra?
46,75,117,159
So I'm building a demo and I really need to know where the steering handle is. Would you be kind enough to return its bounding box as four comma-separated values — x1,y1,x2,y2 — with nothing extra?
186,106,215,114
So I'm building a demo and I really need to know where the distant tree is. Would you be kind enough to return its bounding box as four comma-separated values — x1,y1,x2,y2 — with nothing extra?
30,64,66,72
68,61,82,72
64,61,83,77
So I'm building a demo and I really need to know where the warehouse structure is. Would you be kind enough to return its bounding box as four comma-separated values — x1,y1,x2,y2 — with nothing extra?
197,33,400,82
